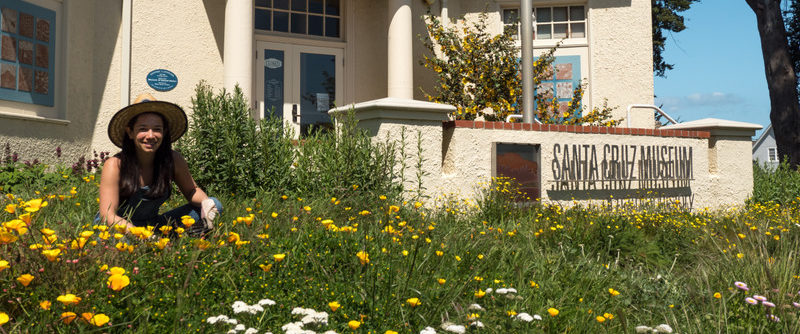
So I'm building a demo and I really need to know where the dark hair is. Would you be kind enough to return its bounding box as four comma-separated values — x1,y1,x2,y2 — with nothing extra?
115,112,174,199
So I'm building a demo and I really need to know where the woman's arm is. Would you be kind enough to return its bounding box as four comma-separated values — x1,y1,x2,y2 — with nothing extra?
172,151,209,206
98,157,135,231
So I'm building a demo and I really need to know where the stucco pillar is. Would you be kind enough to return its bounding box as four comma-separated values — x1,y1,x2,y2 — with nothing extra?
224,0,254,101
388,0,414,99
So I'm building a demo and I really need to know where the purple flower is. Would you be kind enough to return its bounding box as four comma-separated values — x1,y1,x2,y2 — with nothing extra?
753,295,767,302
763,301,776,308
767,314,780,322
745,297,758,305
734,281,749,291
792,302,800,308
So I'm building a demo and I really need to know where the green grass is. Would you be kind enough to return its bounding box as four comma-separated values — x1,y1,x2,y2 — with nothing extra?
1,174,800,333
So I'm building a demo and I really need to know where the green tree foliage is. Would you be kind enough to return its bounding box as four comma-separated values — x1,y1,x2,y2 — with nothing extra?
652,0,699,77
420,13,620,126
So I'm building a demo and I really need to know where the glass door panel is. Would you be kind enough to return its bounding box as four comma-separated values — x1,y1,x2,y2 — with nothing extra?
299,52,336,135
263,49,285,119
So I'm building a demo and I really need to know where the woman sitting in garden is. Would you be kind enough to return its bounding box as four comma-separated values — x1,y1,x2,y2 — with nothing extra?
97,93,221,236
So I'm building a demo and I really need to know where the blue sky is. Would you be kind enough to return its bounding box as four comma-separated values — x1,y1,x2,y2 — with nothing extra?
654,1,771,137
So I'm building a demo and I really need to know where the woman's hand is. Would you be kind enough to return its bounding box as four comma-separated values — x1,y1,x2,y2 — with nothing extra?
201,198,217,230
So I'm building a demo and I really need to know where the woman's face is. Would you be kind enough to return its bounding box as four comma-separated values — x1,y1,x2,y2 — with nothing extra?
126,113,164,154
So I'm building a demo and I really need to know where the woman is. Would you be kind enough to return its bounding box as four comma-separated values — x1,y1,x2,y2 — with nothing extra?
98,93,221,236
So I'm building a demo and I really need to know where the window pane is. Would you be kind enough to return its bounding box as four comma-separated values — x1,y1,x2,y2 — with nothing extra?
325,17,339,37
553,23,567,39
503,9,519,25
274,0,289,9
309,0,324,14
255,9,271,30
536,8,550,22
326,0,340,16
273,11,289,32
536,24,550,39
291,13,307,34
255,0,270,7
570,6,585,21
291,0,306,11
570,23,585,38
553,7,567,22
309,15,323,35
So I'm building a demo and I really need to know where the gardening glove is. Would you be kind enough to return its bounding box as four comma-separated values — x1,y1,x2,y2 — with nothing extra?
201,198,218,230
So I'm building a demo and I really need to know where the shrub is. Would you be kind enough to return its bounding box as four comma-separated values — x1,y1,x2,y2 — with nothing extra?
749,160,800,205
179,82,400,199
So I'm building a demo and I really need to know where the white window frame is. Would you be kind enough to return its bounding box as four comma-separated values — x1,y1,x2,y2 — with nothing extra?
254,0,343,42
500,2,588,48
0,0,65,124
768,147,778,162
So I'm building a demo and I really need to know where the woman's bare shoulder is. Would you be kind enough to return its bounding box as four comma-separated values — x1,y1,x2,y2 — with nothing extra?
102,156,121,169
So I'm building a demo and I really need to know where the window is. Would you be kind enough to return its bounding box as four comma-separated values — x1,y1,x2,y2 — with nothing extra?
255,0,341,38
768,147,778,162
535,55,581,114
0,0,56,107
503,5,586,41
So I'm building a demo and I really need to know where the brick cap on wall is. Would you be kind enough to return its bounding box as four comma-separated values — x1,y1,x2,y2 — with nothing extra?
443,120,711,139
660,118,762,137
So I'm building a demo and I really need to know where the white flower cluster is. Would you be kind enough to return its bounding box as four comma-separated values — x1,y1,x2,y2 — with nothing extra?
635,324,673,333
283,307,334,334
233,301,265,314
206,298,278,334
441,322,466,334
514,312,535,322
420,327,437,334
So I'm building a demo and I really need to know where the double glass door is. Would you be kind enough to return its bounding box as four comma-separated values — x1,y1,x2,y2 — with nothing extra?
256,42,343,136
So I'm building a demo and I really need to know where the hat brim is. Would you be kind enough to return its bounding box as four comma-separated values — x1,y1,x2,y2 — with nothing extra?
108,101,187,148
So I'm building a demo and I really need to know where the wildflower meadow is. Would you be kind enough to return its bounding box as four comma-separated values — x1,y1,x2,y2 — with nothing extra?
1,167,800,333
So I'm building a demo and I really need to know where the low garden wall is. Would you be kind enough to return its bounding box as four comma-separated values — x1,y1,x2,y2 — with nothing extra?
332,99,760,210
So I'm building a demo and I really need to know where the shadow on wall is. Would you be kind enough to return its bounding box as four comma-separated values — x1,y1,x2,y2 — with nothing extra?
202,0,225,62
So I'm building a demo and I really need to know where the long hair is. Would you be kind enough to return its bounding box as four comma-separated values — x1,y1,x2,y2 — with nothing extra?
115,112,174,199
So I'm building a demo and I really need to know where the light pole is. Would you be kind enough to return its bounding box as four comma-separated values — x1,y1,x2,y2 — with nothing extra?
520,0,535,123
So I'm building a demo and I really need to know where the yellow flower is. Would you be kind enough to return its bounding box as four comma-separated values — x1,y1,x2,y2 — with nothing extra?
90,313,110,326
24,198,48,212
259,263,273,272
506,310,517,316
348,320,361,330
0,312,8,325
42,249,61,262
108,267,126,276
388,205,400,213
356,251,369,265
159,225,173,235
4,204,15,214
603,313,614,320
0,260,10,272
17,274,34,287
530,281,539,288
737,233,746,239
736,253,744,259
60,312,76,324
455,256,461,261
608,288,620,296
328,301,341,312
435,251,443,257
39,300,51,310
406,297,422,307
57,293,81,306
402,250,409,256
714,292,722,299
438,278,446,285
385,331,399,334
359,210,370,216
474,290,486,298
181,215,195,227
273,253,286,262
227,232,240,243
414,201,422,209
303,206,311,212
548,308,559,317
107,274,130,291
596,315,606,323
0,231,18,244
156,238,169,250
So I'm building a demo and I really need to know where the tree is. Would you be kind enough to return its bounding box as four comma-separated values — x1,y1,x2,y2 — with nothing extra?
784,0,800,93
652,0,699,77
747,0,800,168
420,13,620,125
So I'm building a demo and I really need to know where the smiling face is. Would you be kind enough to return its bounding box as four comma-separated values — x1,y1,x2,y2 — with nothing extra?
125,113,165,155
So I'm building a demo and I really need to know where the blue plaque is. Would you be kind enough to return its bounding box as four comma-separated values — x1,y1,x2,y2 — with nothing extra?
146,69,178,92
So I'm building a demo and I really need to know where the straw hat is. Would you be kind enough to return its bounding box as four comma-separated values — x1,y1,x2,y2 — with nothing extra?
107,93,187,148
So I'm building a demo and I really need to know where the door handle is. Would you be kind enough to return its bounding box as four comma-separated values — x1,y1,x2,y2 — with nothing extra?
292,104,299,123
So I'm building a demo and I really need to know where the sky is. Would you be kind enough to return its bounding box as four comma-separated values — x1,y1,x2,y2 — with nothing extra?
653,1,772,138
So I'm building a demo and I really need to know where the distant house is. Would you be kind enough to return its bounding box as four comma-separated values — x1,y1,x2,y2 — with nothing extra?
752,123,779,168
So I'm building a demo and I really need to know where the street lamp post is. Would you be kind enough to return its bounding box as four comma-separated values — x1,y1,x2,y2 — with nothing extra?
520,0,534,123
